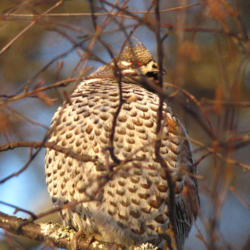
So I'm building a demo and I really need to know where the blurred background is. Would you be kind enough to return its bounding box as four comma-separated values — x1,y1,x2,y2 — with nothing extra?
0,0,250,249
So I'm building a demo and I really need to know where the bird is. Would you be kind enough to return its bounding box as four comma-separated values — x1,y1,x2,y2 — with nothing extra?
45,39,199,250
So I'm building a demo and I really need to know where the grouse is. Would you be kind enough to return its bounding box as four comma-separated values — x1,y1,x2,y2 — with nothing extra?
45,39,199,250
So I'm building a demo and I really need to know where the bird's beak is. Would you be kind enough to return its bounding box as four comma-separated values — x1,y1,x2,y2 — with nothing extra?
154,65,167,76
155,68,167,77
162,68,167,75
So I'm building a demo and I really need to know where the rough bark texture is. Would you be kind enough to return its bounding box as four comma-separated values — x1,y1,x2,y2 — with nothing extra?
0,211,122,250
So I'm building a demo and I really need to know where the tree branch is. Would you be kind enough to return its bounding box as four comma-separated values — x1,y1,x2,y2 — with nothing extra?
0,212,122,250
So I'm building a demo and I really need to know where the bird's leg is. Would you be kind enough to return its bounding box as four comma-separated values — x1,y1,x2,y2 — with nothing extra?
73,231,95,250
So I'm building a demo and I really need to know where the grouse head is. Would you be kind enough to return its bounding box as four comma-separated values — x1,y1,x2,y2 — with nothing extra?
94,39,166,81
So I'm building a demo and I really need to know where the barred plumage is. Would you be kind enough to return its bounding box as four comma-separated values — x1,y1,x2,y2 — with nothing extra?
45,40,199,250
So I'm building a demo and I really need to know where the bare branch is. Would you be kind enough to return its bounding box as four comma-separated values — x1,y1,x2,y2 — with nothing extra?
0,212,122,250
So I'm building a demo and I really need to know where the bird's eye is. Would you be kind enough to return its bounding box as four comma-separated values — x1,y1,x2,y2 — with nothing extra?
131,62,141,68
152,64,157,69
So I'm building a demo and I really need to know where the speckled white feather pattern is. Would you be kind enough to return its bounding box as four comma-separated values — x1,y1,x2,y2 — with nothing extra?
45,41,199,250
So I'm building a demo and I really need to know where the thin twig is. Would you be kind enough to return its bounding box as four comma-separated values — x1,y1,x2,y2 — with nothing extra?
4,2,209,18
0,0,65,56
230,186,250,211
0,212,121,250
154,1,177,248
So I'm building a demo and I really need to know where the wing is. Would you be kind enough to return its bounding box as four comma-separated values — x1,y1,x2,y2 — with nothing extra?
164,111,199,249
